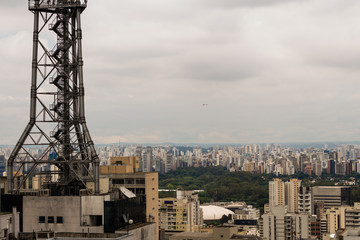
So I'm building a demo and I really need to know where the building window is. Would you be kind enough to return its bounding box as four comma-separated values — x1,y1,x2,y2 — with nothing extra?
39,216,45,223
57,216,63,224
48,216,54,223
136,188,145,195
125,179,134,184
112,179,124,184
90,215,102,226
136,179,145,184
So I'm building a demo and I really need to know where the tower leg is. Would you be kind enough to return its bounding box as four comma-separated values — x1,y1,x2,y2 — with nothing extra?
7,10,40,194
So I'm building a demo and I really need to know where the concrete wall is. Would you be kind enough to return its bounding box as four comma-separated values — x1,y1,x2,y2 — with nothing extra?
23,196,105,233
81,195,110,227
87,178,109,194
23,196,81,232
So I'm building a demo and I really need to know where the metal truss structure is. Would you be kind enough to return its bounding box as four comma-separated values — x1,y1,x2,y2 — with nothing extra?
7,0,99,195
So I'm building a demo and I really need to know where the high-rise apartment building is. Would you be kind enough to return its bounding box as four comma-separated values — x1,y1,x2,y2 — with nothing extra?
299,154,308,172
0,155,5,176
313,159,322,176
327,160,336,175
269,178,300,213
329,151,338,162
135,146,143,172
165,152,174,173
269,179,285,207
298,186,312,214
143,146,154,172
285,179,301,213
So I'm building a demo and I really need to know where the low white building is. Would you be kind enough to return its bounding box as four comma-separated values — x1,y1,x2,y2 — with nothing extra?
200,205,234,221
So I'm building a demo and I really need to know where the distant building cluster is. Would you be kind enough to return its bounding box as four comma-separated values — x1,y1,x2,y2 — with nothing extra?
2,144,360,239
260,179,359,240
2,143,360,177
91,143,360,176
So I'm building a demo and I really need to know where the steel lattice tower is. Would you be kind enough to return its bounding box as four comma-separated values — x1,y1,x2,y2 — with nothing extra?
7,0,99,195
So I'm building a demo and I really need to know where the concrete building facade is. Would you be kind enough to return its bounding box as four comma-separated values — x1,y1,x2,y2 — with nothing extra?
298,186,312,214
312,186,351,210
262,206,310,240
23,195,110,233
159,190,203,232
285,179,301,213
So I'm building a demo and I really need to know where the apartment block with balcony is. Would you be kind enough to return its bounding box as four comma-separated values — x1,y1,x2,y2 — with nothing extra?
345,202,360,229
298,186,312,214
159,190,203,233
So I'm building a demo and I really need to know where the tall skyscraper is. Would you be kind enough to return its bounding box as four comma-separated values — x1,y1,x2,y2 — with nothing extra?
327,160,335,175
143,146,153,172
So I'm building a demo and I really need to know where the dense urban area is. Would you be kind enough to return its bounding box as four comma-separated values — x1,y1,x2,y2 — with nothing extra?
1,143,360,239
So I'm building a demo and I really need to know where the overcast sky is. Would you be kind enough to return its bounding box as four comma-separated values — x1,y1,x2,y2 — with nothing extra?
1,0,360,145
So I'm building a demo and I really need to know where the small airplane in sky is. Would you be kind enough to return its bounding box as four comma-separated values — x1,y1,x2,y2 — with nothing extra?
202,104,208,106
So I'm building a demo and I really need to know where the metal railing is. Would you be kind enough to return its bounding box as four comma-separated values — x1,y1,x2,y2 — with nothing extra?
29,0,87,9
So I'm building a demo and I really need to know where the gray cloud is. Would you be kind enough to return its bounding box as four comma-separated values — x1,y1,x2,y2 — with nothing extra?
2,0,360,144
198,0,307,9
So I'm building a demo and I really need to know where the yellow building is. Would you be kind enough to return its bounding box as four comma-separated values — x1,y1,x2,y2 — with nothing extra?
96,157,159,238
100,156,139,175
285,178,301,213
159,197,188,231
269,178,285,207
159,190,203,233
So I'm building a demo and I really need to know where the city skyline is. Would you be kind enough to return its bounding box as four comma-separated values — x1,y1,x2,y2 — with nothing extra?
2,0,360,145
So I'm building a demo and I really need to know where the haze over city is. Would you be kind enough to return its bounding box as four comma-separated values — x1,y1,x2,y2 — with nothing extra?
1,0,360,145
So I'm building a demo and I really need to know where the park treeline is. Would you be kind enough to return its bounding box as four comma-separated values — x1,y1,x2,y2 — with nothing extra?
159,166,360,210
159,166,270,210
